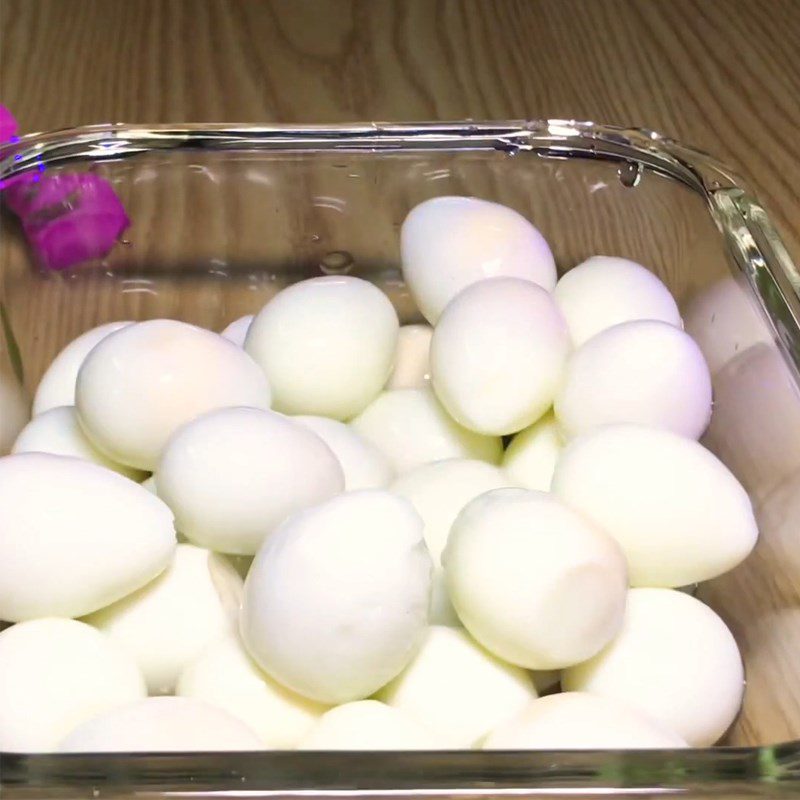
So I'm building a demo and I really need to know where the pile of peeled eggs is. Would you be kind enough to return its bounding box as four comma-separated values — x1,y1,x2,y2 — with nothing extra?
0,195,757,754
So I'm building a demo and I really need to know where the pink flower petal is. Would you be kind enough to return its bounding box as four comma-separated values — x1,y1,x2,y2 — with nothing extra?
1,109,131,271
22,176,130,270
27,207,129,271
0,105,17,142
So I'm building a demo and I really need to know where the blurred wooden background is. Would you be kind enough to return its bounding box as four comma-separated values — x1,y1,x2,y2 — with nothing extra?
1,0,799,263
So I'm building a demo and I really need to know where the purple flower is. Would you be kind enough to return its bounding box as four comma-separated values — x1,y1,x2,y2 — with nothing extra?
0,105,17,142
19,174,130,271
1,105,130,270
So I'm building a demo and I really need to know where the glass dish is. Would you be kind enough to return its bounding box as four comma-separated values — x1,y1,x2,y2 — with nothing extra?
1,120,799,799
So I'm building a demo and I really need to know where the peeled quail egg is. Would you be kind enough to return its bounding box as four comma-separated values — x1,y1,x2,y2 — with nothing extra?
298,700,440,750
704,342,800,502
0,618,146,752
294,415,394,490
551,424,758,587
387,324,433,389
562,588,745,746
84,544,243,694
401,196,556,324
553,256,681,346
0,453,176,621
350,388,502,475
33,321,132,415
443,488,628,670
431,278,570,436
76,319,271,470
156,407,344,555
502,411,562,491
683,276,773,375
177,633,327,748
483,691,687,749
241,490,432,704
391,458,512,625
554,320,713,440
377,625,536,748
59,696,262,752
13,405,146,480
245,276,399,419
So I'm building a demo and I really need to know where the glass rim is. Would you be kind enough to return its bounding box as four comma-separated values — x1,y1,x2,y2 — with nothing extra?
0,119,748,192
3,741,800,795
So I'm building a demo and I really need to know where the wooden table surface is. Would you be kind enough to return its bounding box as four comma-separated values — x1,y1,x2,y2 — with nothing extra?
1,0,799,262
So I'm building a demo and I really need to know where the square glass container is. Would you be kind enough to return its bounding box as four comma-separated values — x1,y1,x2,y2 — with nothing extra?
1,121,799,799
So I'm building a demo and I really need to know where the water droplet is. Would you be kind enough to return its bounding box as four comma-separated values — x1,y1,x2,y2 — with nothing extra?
310,234,321,243
320,250,354,275
618,161,643,188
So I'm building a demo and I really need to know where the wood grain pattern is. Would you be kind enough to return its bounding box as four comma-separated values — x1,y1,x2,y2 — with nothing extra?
1,0,798,259
2,0,800,755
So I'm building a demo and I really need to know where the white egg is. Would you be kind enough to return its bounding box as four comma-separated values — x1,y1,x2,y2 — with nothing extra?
294,415,394,490
12,406,147,480
177,634,327,748
298,700,440,750
483,692,687,749
562,588,745,746
0,453,176,621
0,618,146,752
59,696,262,752
551,424,758,587
553,256,681,347
387,324,433,389
683,277,773,375
391,459,513,625
400,196,556,324
704,342,800,502
76,319,271,471
245,276,399,419
220,314,254,347
393,461,509,564
443,488,628,670
555,320,713,440
350,388,502,474
377,626,536,748
84,544,243,695
431,278,570,436
241,490,432,704
0,372,29,456
502,411,562,491
33,321,132,415
156,407,344,555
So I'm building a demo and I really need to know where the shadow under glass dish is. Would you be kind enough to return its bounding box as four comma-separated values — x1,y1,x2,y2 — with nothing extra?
1,121,799,798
